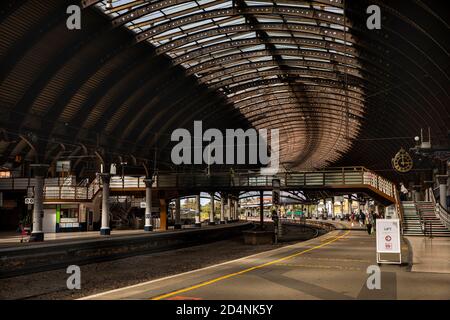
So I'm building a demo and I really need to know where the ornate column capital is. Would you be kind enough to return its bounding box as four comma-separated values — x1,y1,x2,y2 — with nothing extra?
143,178,153,188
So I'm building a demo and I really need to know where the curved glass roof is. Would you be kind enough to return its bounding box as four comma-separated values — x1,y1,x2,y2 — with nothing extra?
95,0,364,169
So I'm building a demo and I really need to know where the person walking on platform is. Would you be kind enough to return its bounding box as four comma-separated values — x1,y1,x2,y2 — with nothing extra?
359,210,365,227
350,211,355,227
366,213,374,235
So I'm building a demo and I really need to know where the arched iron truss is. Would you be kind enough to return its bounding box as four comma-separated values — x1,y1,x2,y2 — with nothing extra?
87,0,448,173
88,0,363,168
0,0,448,181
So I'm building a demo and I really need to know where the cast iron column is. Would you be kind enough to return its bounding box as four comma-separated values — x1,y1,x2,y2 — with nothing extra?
144,178,153,231
30,164,49,242
209,192,215,225
259,190,264,228
99,173,111,235
220,193,225,224
195,194,201,227
227,195,232,222
437,175,448,210
175,197,181,229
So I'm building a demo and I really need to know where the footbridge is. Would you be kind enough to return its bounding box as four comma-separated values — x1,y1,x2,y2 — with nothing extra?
0,167,397,206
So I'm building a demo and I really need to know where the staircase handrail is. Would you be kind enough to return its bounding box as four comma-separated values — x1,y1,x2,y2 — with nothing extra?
416,204,431,237
416,202,432,237
429,187,450,230
0,166,396,203
394,186,404,234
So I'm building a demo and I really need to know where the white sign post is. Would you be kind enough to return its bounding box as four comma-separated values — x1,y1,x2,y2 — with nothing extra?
376,219,401,264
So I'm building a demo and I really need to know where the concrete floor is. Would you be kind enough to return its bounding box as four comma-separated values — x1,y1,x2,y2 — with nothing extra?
0,218,359,248
406,236,450,274
83,230,450,300
0,236,289,300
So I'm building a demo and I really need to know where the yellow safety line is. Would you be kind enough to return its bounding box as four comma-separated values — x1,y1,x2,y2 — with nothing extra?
151,230,351,300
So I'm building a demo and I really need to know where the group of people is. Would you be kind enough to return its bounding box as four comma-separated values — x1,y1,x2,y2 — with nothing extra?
350,210,383,235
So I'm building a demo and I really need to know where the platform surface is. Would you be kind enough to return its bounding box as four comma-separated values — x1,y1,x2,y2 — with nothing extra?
406,236,450,274
82,230,450,300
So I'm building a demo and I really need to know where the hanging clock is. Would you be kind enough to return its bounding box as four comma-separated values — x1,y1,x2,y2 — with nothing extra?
392,148,413,173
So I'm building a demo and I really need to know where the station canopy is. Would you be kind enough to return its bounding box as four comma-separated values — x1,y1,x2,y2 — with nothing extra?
0,0,448,177
91,0,448,171
94,0,362,169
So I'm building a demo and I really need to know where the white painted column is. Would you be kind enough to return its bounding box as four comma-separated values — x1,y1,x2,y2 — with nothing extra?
220,193,225,224
195,194,201,227
226,195,231,222
230,198,235,221
347,195,353,216
209,192,215,225
100,173,111,235
330,198,335,219
174,197,181,229
30,164,48,242
437,175,448,210
144,178,153,231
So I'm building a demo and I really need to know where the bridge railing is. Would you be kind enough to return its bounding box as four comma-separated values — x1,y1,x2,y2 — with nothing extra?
44,176,101,200
154,167,394,194
0,167,395,202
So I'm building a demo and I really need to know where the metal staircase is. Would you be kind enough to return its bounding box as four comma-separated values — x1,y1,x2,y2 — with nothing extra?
402,201,423,236
402,201,450,237
416,201,450,237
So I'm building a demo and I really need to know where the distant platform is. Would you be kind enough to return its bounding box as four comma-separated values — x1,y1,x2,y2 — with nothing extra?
0,222,248,249
0,229,161,248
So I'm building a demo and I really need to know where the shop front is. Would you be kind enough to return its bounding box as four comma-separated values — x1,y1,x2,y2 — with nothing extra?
42,203,93,233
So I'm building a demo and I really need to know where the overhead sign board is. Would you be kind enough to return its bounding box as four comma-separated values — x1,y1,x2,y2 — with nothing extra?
56,160,71,172
376,218,401,264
